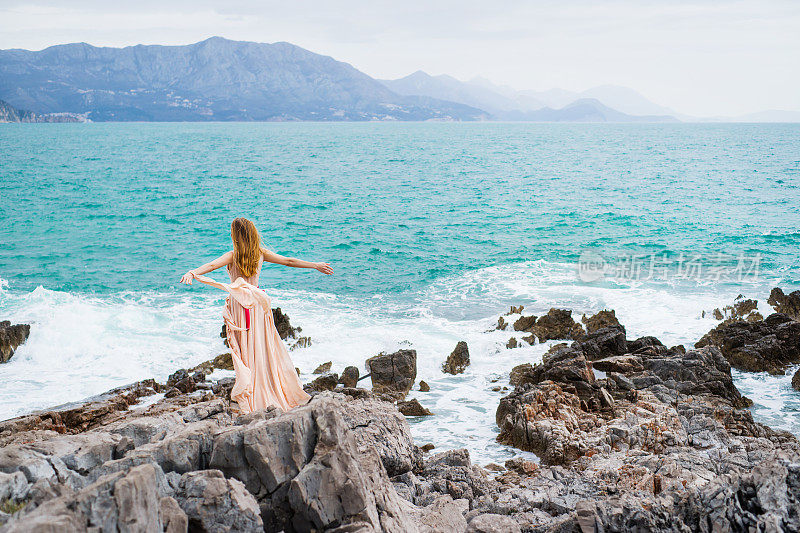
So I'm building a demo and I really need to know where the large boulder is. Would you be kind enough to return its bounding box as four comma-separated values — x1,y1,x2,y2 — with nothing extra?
696,312,800,373
0,321,30,364
208,395,414,532
532,309,584,342
442,341,470,375
367,349,418,399
768,287,800,321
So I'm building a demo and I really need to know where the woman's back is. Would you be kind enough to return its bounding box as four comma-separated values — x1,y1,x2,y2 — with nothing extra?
227,256,262,286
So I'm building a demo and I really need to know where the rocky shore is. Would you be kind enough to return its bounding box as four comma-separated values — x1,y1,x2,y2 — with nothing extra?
2,289,800,532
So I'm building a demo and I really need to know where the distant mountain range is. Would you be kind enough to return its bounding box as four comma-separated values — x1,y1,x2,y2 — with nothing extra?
0,37,486,122
381,71,678,122
0,37,797,123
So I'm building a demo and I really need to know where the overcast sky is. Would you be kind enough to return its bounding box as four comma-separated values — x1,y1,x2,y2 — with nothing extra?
1,0,798,116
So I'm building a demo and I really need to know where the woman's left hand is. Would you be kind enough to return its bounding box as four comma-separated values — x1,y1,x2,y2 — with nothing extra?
315,263,334,275
180,271,196,285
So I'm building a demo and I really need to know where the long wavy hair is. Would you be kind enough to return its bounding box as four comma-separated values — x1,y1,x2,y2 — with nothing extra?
230,217,261,277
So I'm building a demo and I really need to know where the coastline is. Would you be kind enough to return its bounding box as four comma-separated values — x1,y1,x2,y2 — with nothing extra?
2,290,800,530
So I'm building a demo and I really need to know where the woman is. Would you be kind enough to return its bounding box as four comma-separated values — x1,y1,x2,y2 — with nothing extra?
180,217,333,413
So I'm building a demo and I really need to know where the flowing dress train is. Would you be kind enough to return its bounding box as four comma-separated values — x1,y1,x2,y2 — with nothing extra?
194,260,310,413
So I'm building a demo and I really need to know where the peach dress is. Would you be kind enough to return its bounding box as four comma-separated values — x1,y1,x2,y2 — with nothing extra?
194,259,310,413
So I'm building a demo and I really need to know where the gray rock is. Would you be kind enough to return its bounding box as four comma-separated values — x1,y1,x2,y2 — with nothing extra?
209,395,415,531
408,494,468,533
3,463,168,532
467,513,521,533
0,471,29,502
367,349,417,399
175,469,263,532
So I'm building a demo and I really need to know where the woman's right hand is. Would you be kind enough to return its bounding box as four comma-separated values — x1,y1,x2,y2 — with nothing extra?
180,271,196,285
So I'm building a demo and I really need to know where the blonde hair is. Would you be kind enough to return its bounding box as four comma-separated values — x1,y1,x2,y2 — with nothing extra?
230,218,261,277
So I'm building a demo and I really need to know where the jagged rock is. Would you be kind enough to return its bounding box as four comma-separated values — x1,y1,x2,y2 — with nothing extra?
272,307,300,340
506,338,518,349
696,312,800,373
415,449,495,508
339,366,360,388
496,334,766,466
504,458,537,476
408,494,468,533
313,361,332,374
533,308,585,342
506,306,524,315
627,335,665,354
581,310,622,334
334,394,421,477
467,513,522,533
159,496,188,533
522,334,536,346
707,296,761,323
208,395,414,531
0,379,161,439
191,352,233,373
290,336,312,350
398,399,433,417
793,368,800,391
175,469,263,532
507,346,596,402
443,342,470,375
769,287,800,321
421,444,435,453
509,364,534,387
572,326,627,360
3,463,169,532
0,321,30,364
419,381,430,392
166,369,195,394
305,373,339,392
512,315,537,332
591,355,644,374
367,349,417,399
496,317,507,331
0,471,29,502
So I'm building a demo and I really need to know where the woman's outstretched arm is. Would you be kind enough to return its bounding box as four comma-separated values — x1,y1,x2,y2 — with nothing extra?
179,251,234,285
262,247,333,275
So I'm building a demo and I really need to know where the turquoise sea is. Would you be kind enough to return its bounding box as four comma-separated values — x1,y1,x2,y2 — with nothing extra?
1,122,799,463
